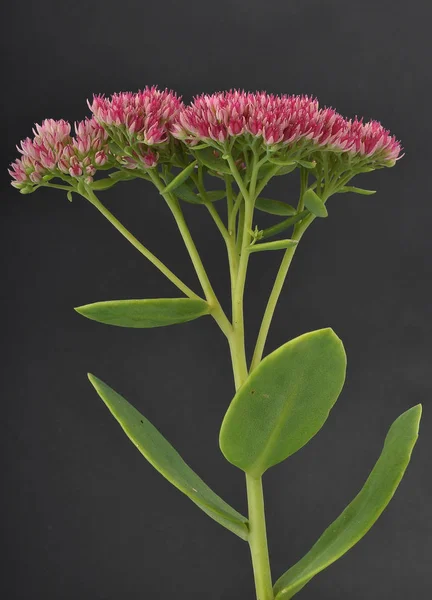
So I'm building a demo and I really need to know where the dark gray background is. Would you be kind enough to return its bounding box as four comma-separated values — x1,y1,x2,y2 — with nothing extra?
1,0,431,598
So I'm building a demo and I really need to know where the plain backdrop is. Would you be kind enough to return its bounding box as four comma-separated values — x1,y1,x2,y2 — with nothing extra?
1,0,431,598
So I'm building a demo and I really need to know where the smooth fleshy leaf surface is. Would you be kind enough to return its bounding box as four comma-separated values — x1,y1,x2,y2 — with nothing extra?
75,298,210,328
161,161,197,194
194,148,232,174
273,404,422,599
303,189,328,217
219,329,346,476
255,197,297,216
248,239,298,253
260,211,308,240
338,186,377,195
88,374,249,540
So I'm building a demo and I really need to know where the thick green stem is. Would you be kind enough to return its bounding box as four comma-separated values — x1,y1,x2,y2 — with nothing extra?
246,474,274,600
84,190,200,300
226,153,273,599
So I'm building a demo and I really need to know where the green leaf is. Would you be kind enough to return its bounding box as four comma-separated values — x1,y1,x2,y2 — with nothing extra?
88,374,249,540
303,188,328,218
248,239,298,253
295,159,317,169
338,186,377,196
219,329,346,476
268,157,297,167
258,163,297,180
75,298,210,328
273,404,422,599
200,190,226,202
255,198,297,217
173,182,202,204
194,148,232,174
161,161,197,194
260,211,308,240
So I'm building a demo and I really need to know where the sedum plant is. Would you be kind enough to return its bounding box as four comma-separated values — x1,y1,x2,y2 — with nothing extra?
10,88,421,599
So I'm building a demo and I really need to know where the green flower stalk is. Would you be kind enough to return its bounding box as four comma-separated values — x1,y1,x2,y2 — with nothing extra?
9,87,420,600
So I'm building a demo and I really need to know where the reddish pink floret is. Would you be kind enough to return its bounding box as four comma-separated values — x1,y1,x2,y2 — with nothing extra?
90,87,182,168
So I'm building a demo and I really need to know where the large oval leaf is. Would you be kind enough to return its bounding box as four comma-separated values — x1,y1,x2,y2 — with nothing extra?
219,329,346,476
273,404,422,599
88,374,249,540
303,188,328,217
75,298,210,328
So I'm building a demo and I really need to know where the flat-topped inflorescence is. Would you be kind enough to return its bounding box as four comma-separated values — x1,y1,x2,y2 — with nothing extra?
173,90,401,167
89,87,183,169
9,117,110,192
9,87,402,196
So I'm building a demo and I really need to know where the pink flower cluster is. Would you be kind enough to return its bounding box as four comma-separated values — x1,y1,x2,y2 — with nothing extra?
9,87,402,192
173,90,401,163
90,87,182,168
10,118,109,189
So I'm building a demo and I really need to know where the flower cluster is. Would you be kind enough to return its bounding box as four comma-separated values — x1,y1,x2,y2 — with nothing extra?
9,119,72,189
9,118,110,191
173,90,401,165
9,87,402,193
58,118,109,180
90,87,182,169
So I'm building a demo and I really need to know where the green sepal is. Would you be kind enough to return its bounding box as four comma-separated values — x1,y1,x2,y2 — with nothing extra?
248,239,298,253
260,211,308,240
194,148,232,174
255,197,297,217
219,329,346,476
303,188,328,217
338,186,377,195
273,404,422,599
75,298,210,328
161,161,197,194
67,191,73,202
88,374,249,540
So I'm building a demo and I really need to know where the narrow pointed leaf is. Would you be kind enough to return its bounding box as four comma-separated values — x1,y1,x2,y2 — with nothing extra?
268,158,297,167
274,404,422,599
338,186,376,195
255,198,297,217
220,329,346,476
88,375,249,540
248,239,298,253
258,163,297,181
194,148,232,174
303,188,328,217
295,159,316,169
260,211,308,240
161,161,197,194
75,298,210,328
173,182,202,204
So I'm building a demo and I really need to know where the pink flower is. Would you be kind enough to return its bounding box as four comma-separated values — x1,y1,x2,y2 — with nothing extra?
9,119,72,189
58,118,109,181
90,87,182,168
